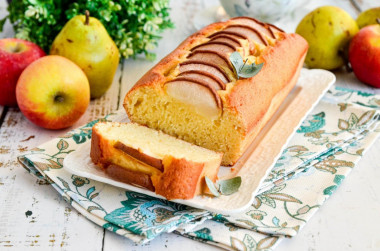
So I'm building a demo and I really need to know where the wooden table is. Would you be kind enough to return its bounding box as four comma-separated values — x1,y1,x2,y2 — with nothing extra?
1,0,379,250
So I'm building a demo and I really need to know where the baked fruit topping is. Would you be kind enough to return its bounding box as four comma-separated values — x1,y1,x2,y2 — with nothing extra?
223,25,268,45
208,35,242,48
179,60,231,83
191,41,236,53
187,50,233,73
124,17,308,166
164,77,222,119
231,16,276,39
178,70,226,90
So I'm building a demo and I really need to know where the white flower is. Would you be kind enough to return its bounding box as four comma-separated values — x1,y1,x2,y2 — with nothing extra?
25,6,37,18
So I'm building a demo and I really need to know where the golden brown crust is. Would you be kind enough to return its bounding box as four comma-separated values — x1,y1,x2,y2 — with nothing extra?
90,124,108,168
106,164,155,191
151,157,204,200
226,33,308,134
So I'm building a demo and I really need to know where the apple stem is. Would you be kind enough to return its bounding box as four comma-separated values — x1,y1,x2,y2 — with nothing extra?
85,10,90,25
377,18,380,25
11,43,23,53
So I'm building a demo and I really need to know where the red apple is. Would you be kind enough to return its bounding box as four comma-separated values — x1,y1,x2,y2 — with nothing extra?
349,24,380,88
16,55,90,129
0,38,46,106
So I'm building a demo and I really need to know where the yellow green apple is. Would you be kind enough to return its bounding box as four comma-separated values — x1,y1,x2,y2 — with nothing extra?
16,55,90,129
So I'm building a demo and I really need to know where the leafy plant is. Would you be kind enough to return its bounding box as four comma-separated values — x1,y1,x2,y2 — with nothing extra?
1,0,174,60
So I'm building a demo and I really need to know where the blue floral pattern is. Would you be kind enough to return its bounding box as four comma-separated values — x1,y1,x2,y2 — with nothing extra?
18,86,380,250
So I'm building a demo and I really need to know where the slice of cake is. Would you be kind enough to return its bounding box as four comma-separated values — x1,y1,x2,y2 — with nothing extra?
90,122,223,200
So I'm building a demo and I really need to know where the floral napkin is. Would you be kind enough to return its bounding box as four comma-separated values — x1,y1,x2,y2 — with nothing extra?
18,86,380,250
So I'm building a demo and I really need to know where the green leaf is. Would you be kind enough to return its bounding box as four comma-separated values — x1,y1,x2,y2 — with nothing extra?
205,176,220,197
238,62,264,79
218,176,242,195
229,51,244,79
229,52,264,80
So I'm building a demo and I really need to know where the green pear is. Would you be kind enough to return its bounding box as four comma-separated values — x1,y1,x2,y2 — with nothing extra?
50,11,120,98
296,6,358,70
357,7,380,29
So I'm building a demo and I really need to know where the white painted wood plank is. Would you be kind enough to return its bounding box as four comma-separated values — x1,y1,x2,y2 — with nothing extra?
0,65,123,250
0,109,103,250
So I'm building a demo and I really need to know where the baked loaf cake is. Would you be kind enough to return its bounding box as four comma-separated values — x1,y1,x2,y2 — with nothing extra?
90,122,223,200
124,17,308,165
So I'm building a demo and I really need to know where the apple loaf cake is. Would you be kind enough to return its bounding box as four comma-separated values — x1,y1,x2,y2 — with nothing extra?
124,17,308,165
91,122,223,200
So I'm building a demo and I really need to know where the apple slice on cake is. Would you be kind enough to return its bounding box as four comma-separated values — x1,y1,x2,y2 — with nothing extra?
179,60,231,84
164,77,223,119
222,25,268,45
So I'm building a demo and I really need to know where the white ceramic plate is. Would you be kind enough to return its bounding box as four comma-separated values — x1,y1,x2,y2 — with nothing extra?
63,68,335,214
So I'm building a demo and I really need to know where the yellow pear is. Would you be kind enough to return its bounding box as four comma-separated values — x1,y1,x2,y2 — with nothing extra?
357,7,380,29
50,11,120,98
296,6,358,70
